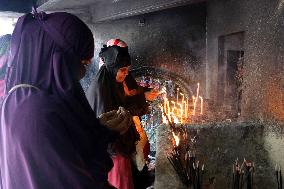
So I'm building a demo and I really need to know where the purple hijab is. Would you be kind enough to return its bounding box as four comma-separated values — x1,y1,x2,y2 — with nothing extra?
0,12,114,189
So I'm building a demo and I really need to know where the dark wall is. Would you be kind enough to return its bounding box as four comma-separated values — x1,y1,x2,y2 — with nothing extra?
82,3,206,95
206,0,284,122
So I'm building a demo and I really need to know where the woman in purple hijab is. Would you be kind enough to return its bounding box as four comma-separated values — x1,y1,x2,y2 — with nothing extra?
0,11,131,189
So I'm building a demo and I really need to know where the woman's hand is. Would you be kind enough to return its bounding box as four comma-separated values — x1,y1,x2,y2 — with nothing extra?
123,81,137,96
99,107,132,134
144,89,160,101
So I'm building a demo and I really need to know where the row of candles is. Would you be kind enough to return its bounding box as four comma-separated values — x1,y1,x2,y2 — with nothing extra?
162,97,282,189
162,83,204,124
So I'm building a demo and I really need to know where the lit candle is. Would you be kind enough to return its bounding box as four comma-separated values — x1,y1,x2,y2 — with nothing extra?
160,106,167,123
183,101,187,121
180,93,184,103
192,83,200,116
177,103,183,124
199,96,203,115
176,88,179,103
185,97,188,118
192,96,196,115
180,93,184,122
180,93,184,115
167,99,170,116
163,97,167,114
172,132,179,147
171,101,176,114
196,83,200,101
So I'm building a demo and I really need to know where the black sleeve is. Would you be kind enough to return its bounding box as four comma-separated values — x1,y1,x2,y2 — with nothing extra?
126,92,149,116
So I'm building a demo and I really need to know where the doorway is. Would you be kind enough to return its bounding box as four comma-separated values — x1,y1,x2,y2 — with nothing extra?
217,32,245,118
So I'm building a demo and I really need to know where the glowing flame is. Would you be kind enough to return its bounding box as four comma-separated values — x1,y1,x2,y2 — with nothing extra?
161,83,204,124
172,132,180,146
171,113,180,123
160,106,167,123
162,97,186,124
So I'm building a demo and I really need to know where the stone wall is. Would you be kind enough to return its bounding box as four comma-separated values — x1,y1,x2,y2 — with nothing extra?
81,3,206,95
155,122,284,189
206,0,284,121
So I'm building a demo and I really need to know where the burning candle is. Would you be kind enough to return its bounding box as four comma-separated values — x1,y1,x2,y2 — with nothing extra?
180,93,184,104
161,106,167,123
163,97,167,114
171,101,176,114
172,113,179,123
172,132,180,147
184,101,187,121
176,88,179,103
196,83,200,100
199,96,203,115
192,96,196,115
167,100,170,116
186,97,188,117
180,93,184,119
177,103,183,124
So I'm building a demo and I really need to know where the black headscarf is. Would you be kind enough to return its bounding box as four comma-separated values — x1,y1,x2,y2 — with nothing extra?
87,45,139,157
99,45,131,79
87,45,131,116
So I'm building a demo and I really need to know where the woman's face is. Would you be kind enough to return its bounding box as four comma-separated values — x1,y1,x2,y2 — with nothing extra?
116,66,130,82
79,59,92,80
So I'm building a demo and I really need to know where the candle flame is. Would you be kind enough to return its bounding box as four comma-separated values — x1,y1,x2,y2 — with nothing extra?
172,132,179,146
161,83,204,124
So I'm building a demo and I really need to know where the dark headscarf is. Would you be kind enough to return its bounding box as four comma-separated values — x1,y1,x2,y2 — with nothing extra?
87,45,131,115
0,12,113,189
99,45,131,79
0,34,11,97
87,45,139,157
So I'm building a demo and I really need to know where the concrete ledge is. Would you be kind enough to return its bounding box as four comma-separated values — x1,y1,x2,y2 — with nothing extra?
155,121,284,189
